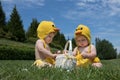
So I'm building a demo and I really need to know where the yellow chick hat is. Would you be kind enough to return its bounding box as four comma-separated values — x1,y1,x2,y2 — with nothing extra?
37,21,59,39
75,24,91,44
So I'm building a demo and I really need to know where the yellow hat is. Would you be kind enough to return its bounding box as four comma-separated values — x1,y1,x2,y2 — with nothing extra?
37,21,59,39
74,24,91,44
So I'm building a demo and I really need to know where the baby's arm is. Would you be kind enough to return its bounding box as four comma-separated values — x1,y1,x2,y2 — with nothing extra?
36,40,57,58
81,45,96,59
73,47,78,56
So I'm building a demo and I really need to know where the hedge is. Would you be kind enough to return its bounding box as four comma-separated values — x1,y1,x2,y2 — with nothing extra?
0,45,35,60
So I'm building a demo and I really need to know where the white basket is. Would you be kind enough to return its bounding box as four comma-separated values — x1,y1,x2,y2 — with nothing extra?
55,40,76,70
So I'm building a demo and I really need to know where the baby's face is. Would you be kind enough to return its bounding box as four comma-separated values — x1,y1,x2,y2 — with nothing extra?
44,32,55,44
75,35,89,47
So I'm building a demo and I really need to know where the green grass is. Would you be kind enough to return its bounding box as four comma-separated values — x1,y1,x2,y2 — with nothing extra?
0,38,34,49
0,38,58,53
0,59,120,80
0,39,120,80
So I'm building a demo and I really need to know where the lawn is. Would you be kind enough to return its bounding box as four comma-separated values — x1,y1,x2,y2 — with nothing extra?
0,39,120,80
0,59,120,80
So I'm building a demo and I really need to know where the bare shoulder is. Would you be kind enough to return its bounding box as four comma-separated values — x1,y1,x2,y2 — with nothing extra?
90,44,96,50
36,39,42,43
90,44,95,47
35,39,43,45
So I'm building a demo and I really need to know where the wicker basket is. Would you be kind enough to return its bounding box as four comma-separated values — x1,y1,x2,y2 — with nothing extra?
55,40,76,70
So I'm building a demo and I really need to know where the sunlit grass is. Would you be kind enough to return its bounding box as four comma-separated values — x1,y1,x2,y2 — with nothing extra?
0,38,34,48
0,59,120,80
0,39,120,80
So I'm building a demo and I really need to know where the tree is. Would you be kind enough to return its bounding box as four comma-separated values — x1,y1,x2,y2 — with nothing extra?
7,5,25,42
117,52,120,59
95,38,117,59
59,33,66,48
51,32,66,49
26,18,39,38
0,1,6,37
53,31,61,42
72,38,76,49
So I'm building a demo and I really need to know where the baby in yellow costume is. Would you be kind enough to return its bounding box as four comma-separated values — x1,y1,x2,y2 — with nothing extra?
73,24,102,68
33,21,59,67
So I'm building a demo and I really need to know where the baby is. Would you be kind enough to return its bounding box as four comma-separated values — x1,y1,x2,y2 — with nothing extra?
33,21,59,67
73,24,102,68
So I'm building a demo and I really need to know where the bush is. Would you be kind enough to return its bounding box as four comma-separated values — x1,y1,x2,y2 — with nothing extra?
25,37,38,44
0,45,35,60
0,38,63,60
117,53,120,59
50,42,63,50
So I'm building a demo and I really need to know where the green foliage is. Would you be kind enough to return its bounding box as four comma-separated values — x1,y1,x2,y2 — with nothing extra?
95,38,117,59
25,37,38,44
0,38,60,60
50,42,63,50
0,1,6,28
26,18,39,38
0,45,34,60
0,27,6,37
0,38,35,60
7,5,25,42
0,59,120,80
60,33,66,48
117,53,120,58
72,38,76,49
53,32,66,49
0,1,6,37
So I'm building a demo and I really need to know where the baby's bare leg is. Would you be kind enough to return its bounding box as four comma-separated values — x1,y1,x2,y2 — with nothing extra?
92,63,102,68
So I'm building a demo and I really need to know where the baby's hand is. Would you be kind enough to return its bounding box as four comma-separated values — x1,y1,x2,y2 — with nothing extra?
54,50,62,54
57,50,61,54
53,54,59,59
63,50,68,54
81,53,88,58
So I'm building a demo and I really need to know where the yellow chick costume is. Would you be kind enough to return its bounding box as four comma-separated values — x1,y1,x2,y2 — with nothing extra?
75,24,101,67
33,21,59,67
